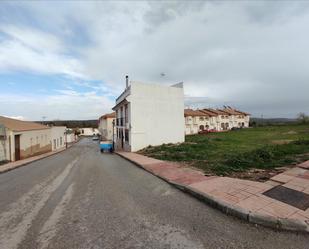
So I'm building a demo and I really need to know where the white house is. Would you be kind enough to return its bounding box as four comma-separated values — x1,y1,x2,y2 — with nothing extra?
79,127,99,136
65,129,77,144
184,107,250,135
112,77,185,152
98,112,115,140
51,126,66,151
0,116,52,162
184,109,216,135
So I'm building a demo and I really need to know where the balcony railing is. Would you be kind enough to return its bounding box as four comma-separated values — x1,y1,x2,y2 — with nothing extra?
116,117,129,127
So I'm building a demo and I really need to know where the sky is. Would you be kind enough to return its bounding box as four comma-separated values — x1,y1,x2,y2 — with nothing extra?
0,1,309,120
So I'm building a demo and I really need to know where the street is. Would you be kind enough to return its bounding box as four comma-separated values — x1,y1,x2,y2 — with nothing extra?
0,138,308,249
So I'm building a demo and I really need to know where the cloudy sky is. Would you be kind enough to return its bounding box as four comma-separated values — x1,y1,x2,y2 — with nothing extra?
0,1,308,120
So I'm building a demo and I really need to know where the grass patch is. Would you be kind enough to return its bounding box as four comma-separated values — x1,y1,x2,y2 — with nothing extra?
139,124,309,176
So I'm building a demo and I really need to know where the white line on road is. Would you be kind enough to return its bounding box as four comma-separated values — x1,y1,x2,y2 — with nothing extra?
0,158,79,249
37,183,75,249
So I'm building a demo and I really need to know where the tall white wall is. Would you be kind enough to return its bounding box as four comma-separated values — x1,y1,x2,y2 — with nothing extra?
129,81,184,152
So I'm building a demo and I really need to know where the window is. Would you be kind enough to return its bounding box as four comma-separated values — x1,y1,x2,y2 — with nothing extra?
199,117,204,121
125,104,128,123
221,116,224,119
60,137,62,146
125,129,129,142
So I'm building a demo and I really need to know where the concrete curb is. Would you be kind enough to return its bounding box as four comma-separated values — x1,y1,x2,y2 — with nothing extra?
115,152,309,234
0,143,75,175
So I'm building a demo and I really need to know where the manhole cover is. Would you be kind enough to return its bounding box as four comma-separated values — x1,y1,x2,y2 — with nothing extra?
263,185,309,211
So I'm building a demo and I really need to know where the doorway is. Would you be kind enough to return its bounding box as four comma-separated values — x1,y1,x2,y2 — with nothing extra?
14,135,21,161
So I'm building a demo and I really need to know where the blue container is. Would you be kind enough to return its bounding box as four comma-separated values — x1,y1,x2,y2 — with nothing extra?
100,141,113,153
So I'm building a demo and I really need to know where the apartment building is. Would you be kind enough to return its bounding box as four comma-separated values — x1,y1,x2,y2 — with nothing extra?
98,112,116,140
112,77,184,152
184,107,250,135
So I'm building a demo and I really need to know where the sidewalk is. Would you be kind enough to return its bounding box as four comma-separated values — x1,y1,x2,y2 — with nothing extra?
116,152,309,233
0,147,67,174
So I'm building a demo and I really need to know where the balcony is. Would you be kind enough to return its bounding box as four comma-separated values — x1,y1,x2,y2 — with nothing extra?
116,117,129,127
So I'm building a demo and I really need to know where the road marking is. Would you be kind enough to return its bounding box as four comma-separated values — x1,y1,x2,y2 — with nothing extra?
0,158,79,249
37,183,74,249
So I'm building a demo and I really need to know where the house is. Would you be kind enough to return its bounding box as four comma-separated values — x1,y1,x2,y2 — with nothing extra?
184,109,211,135
51,126,66,151
0,116,52,162
184,107,250,135
79,127,99,136
112,76,184,152
219,107,250,128
98,112,116,140
65,129,77,144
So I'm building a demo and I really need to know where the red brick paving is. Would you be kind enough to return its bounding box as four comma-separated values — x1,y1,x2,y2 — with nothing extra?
117,151,309,230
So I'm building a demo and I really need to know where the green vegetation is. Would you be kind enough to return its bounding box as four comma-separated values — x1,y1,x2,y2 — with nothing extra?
139,125,309,176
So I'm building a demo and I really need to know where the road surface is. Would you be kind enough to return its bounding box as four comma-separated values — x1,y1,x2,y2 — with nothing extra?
0,138,308,249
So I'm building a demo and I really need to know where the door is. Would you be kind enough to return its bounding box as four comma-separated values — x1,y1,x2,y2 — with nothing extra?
120,130,124,148
14,135,20,161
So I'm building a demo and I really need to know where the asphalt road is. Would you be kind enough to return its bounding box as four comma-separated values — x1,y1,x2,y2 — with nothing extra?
0,138,308,249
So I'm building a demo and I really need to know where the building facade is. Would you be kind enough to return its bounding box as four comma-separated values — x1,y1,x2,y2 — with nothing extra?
184,107,250,135
51,126,66,151
113,78,184,152
79,127,99,136
98,112,116,140
0,116,52,162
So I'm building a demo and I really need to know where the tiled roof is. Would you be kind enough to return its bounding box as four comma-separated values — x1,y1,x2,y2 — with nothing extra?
199,109,217,117
207,108,228,115
0,116,50,132
184,109,209,117
221,108,250,116
99,112,116,120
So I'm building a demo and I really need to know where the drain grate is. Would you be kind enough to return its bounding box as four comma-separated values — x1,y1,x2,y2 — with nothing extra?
263,185,309,211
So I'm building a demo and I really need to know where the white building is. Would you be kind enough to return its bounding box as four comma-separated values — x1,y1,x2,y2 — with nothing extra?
0,116,52,162
113,77,185,152
51,126,66,151
79,127,99,136
66,129,77,144
98,112,115,140
184,107,250,135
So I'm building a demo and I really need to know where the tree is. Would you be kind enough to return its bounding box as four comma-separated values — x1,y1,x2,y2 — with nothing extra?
297,112,309,124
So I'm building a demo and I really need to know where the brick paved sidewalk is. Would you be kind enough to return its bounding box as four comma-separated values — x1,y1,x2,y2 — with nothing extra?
0,147,67,174
117,152,309,233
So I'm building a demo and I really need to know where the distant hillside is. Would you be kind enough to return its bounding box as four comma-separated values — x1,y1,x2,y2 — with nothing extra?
37,120,98,128
250,117,297,126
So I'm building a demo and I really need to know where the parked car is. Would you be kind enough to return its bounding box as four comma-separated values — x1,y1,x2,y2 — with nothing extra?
99,141,113,153
92,135,99,141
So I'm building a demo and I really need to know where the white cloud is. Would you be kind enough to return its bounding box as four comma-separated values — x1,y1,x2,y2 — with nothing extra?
1,1,309,118
4,115,25,121
0,92,114,121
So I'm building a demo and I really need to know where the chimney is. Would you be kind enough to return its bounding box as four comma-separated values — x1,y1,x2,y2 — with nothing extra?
125,75,129,88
